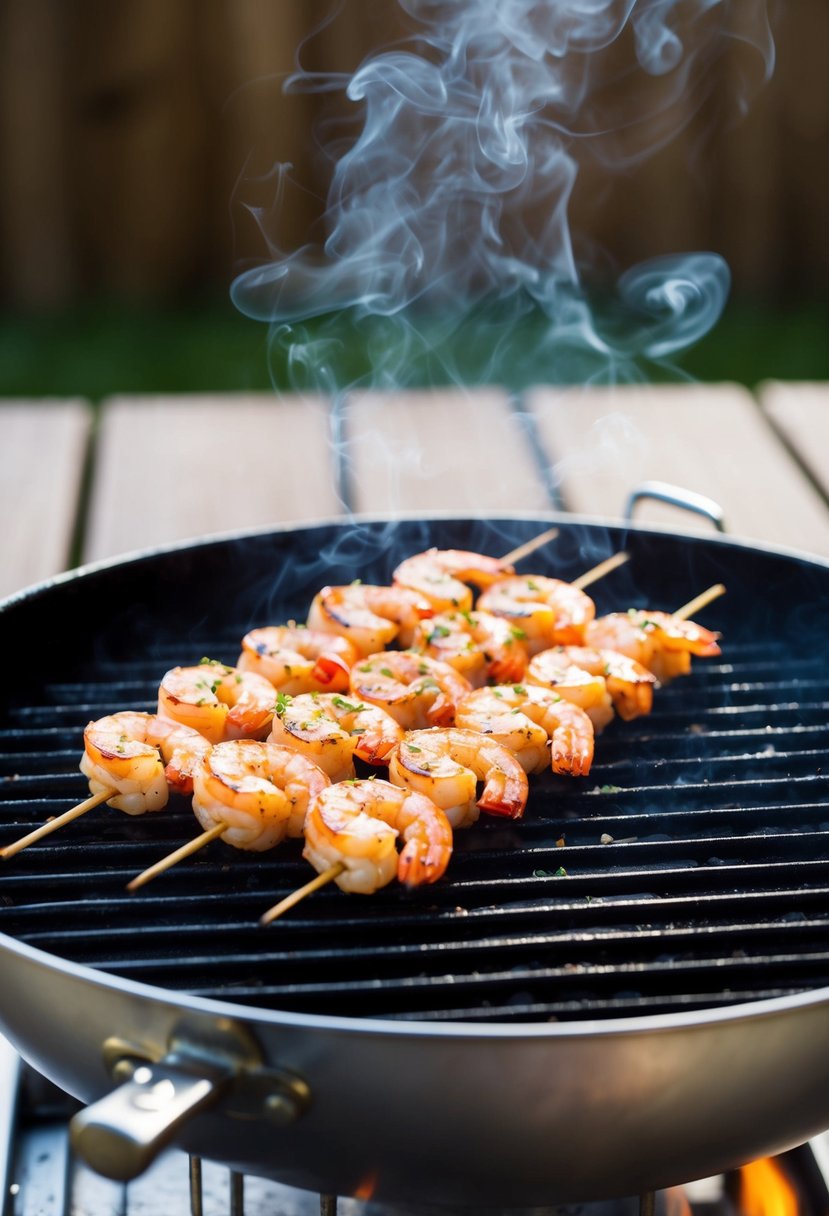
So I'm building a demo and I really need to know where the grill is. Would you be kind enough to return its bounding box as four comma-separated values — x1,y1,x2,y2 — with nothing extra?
2,515,829,1025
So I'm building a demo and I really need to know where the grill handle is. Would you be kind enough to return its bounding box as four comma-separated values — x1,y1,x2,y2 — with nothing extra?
68,1021,311,1182
624,481,726,532
69,1055,230,1181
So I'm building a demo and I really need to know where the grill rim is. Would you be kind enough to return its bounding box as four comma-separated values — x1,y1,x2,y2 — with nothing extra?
3,508,829,1036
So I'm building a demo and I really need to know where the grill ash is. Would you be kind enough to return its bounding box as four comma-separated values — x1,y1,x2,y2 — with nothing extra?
231,0,773,391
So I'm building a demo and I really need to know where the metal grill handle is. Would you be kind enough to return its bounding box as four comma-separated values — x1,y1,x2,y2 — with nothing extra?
624,481,727,532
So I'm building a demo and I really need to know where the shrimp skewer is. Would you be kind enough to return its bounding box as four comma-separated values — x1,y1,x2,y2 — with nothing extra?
393,548,516,614
414,608,529,687
455,685,594,776
260,778,453,922
391,527,585,614
127,740,330,890
269,691,403,781
527,646,657,727
158,660,277,743
585,594,722,683
237,623,357,695
387,726,529,827
1,712,209,860
477,575,596,650
307,584,434,656
349,651,472,728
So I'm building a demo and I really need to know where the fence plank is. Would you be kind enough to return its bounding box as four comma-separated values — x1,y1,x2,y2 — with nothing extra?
527,382,829,556
0,400,91,598
345,388,553,518
83,394,340,563
758,382,829,506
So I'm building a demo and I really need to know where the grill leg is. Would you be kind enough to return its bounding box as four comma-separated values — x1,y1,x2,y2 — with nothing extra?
189,1155,203,1216
320,1195,338,1216
230,1169,244,1216
640,1192,656,1216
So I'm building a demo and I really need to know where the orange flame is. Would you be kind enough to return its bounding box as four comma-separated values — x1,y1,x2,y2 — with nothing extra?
739,1157,800,1216
353,1171,379,1201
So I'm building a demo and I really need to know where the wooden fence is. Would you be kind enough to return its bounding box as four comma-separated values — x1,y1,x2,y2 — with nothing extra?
0,0,826,310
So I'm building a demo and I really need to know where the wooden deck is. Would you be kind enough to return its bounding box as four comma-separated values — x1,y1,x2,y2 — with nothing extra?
3,381,829,600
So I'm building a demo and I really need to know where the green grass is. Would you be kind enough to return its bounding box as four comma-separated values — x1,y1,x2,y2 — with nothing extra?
1,294,826,399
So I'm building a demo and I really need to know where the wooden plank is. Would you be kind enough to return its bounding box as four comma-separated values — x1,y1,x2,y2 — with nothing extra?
757,382,829,503
527,383,829,556
345,388,553,517
83,394,341,563
0,400,91,598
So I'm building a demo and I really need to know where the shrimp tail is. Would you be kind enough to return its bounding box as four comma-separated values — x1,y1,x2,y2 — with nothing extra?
425,691,456,727
550,733,592,778
397,839,452,886
478,770,528,819
312,653,352,690
354,731,399,766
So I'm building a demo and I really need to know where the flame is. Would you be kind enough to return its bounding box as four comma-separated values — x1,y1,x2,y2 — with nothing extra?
353,1171,379,1201
739,1157,800,1216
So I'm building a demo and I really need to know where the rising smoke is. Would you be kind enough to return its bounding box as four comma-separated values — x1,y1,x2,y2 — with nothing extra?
231,0,774,391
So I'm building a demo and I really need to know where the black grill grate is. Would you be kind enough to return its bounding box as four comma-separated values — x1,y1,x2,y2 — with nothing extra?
2,519,829,1024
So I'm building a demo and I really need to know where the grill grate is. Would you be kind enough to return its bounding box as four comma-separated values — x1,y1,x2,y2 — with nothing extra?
2,520,829,1024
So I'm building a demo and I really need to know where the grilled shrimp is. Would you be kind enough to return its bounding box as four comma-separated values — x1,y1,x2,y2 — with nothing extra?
307,583,434,656
158,661,276,743
237,623,357,695
414,608,529,687
269,691,403,781
585,610,721,683
80,711,210,815
393,548,514,613
387,726,529,827
192,739,330,850
532,645,657,722
303,778,453,894
477,575,595,651
349,651,472,729
455,685,594,777
524,651,615,732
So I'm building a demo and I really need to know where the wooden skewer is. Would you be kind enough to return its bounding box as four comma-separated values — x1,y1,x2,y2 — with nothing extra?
673,583,726,621
259,862,346,926
126,822,227,891
571,550,630,590
500,526,560,565
1,788,111,860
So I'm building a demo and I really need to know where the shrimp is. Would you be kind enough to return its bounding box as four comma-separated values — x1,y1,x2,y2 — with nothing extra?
303,778,453,894
477,575,595,651
537,645,657,721
585,610,721,683
192,739,330,850
158,660,276,744
414,608,529,687
387,726,529,827
80,711,210,815
393,548,514,613
307,583,434,656
524,651,615,732
349,651,472,729
455,685,594,777
269,692,403,782
237,623,358,695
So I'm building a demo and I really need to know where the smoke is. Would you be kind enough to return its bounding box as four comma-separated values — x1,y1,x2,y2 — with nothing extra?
231,0,774,391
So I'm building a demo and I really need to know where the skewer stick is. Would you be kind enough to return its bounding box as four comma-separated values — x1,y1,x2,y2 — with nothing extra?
500,526,560,565
571,550,630,590
674,583,726,621
127,822,227,891
1,789,111,860
260,862,346,926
